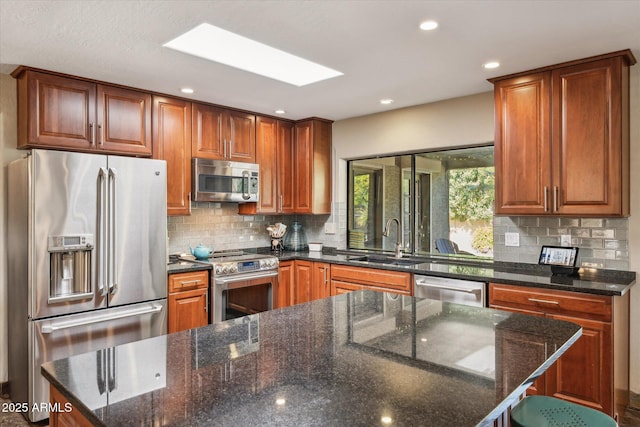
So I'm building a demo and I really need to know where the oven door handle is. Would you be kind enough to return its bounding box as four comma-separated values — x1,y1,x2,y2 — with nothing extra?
215,270,278,285
414,280,482,295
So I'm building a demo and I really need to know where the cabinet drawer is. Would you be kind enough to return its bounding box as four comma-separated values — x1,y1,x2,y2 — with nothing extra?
330,265,411,293
489,283,611,321
169,270,209,293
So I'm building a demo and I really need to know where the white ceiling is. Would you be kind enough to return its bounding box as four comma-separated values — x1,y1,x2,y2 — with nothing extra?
1,0,639,121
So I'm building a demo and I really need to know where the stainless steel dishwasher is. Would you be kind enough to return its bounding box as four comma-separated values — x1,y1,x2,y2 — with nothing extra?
414,275,487,307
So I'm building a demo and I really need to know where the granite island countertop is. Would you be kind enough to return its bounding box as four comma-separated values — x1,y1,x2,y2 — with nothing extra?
42,291,581,426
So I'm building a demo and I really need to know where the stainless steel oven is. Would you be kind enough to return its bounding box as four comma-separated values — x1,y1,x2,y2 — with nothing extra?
206,253,279,322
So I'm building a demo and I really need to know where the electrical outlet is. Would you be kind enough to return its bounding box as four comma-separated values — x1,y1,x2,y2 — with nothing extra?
560,234,572,246
505,232,520,247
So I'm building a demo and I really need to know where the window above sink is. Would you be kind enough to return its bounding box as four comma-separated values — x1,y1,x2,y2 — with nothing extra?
347,145,494,259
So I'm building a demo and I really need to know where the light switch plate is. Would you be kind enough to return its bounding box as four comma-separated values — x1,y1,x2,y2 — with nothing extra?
505,232,520,247
560,234,572,246
324,222,336,235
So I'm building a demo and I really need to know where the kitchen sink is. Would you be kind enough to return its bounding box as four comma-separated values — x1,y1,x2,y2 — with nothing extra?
347,256,424,266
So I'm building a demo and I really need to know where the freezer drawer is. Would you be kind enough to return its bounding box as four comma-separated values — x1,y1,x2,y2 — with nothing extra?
27,300,167,422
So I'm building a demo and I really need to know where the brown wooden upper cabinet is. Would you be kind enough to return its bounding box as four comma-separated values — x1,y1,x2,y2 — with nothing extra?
239,116,294,214
490,50,635,216
239,117,332,215
13,68,152,156
153,96,192,216
191,102,256,163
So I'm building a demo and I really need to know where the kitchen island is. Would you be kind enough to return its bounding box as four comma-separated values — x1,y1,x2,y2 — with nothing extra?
42,291,581,426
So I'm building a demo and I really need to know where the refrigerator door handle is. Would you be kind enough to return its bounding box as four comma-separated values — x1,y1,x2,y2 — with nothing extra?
107,347,117,392
41,303,163,333
97,349,106,395
108,168,118,295
98,168,109,297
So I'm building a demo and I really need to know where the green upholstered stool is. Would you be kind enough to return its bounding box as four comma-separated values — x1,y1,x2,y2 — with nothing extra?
511,396,617,427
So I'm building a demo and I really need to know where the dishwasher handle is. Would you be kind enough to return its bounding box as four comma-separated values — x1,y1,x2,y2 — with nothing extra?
415,279,482,295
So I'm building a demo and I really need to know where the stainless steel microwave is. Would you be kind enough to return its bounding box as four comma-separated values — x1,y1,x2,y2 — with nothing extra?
192,159,259,203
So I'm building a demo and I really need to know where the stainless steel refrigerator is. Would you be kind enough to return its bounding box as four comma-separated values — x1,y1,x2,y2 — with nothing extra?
8,149,168,422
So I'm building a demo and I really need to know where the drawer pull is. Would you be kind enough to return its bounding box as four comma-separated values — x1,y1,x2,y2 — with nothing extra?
179,279,201,286
528,297,559,305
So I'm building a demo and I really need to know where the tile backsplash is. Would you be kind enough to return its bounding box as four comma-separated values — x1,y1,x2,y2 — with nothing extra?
167,202,347,255
493,216,629,270
169,204,629,271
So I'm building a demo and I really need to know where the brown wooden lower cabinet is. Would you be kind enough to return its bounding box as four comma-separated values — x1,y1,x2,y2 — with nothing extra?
49,384,93,427
276,260,294,308
278,260,332,308
311,262,331,300
293,260,313,305
168,270,209,333
331,280,364,295
329,264,411,296
489,282,629,420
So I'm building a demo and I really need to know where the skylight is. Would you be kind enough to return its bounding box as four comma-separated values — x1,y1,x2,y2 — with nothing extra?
163,23,343,87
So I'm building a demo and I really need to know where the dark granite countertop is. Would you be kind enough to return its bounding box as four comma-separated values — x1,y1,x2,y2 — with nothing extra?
167,259,211,274
275,249,636,296
42,291,581,427
165,248,635,296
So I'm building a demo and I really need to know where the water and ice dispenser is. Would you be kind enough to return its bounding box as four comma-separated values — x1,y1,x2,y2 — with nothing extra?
48,234,94,301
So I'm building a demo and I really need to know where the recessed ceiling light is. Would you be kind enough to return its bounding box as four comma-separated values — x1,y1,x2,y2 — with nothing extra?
483,61,500,69
380,99,394,105
381,416,393,424
275,109,286,114
419,20,439,31
181,88,194,94
275,398,286,406
164,23,343,87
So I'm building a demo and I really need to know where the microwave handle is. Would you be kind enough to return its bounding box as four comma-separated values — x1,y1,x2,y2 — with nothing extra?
242,170,251,200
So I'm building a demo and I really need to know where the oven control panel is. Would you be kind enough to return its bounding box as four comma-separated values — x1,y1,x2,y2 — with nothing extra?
213,257,279,275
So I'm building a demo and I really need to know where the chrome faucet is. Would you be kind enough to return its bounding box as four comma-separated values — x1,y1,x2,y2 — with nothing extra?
383,217,403,258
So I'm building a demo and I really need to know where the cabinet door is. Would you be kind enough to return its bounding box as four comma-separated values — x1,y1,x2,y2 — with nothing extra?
153,96,192,215
311,262,331,301
331,280,364,296
294,121,313,213
255,116,278,213
168,288,208,333
278,121,296,213
50,385,94,427
276,261,293,309
21,71,96,150
97,85,152,156
227,110,256,162
552,57,624,215
490,303,546,396
191,103,225,159
493,72,552,215
545,313,612,414
293,260,313,305
495,325,547,399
